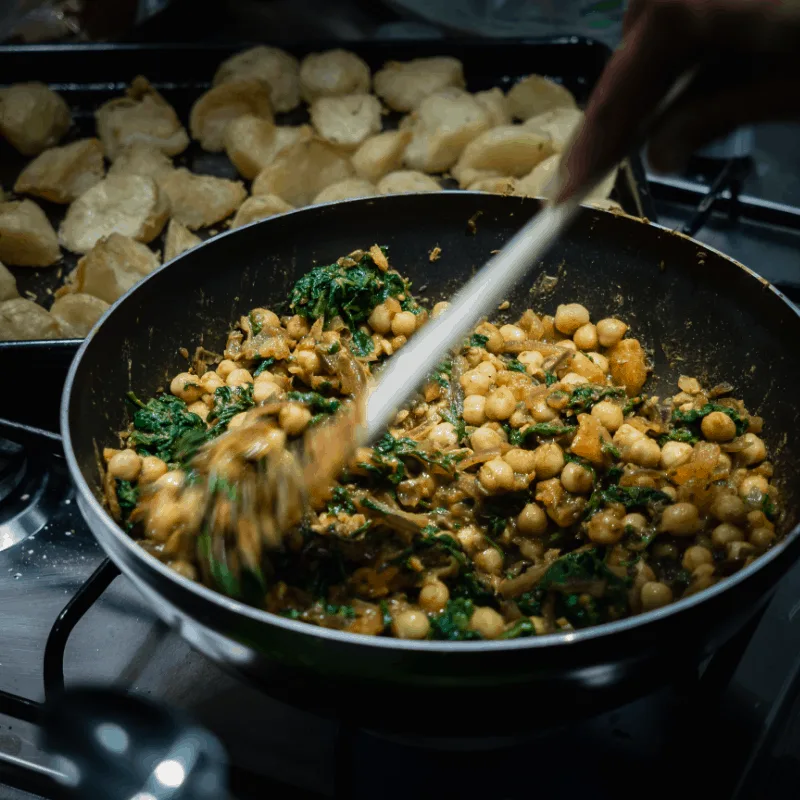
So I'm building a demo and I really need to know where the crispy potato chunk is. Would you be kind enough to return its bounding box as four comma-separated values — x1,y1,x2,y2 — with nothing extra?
158,169,246,230
59,174,168,254
50,293,109,337
0,261,18,301
190,79,273,153
377,170,440,194
507,75,577,121
163,219,201,261
231,194,294,229
0,298,63,341
108,143,174,180
312,179,376,204
0,200,60,267
0,82,70,156
608,338,648,397
571,413,610,466
224,116,312,180
299,49,370,101
309,94,382,151
95,76,189,160
213,45,301,113
352,130,411,183
515,154,560,199
524,108,584,152
474,88,511,127
452,125,555,187
466,176,517,195
373,57,465,112
404,88,491,173
14,138,105,204
251,138,354,207
62,233,159,303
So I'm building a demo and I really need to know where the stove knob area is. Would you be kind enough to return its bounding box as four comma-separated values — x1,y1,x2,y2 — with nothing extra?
41,686,228,799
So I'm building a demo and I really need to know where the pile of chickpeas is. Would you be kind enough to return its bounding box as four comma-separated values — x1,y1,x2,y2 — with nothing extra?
105,280,781,641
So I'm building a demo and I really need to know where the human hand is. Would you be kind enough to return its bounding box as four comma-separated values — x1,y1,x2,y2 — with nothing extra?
558,0,800,201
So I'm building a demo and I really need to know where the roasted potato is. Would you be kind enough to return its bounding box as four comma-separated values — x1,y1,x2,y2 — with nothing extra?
0,199,60,267
50,293,110,337
224,116,312,180
309,93,382,151
373,57,465,112
377,170,440,195
0,261,19,301
163,219,202,261
108,143,174,180
158,169,246,230
351,130,411,183
231,194,294,229
312,179,376,204
299,49,370,101
506,75,577,121
0,298,63,341
0,82,70,156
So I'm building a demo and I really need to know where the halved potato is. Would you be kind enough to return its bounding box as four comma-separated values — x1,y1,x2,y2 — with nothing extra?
0,298,62,341
466,176,518,195
0,82,70,156
231,194,294,229
0,199,60,267
312,179,376,204
190,79,273,153
0,261,19,301
515,154,561,199
299,49,370,101
224,116,312,180
50,293,109,337
159,169,246,230
377,170,440,194
213,46,301,113
374,57,465,112
524,108,584,152
95,76,189,160
61,233,160,304
403,88,491,173
309,94,382,151
352,130,411,183
59,174,169,254
163,219,202,261
251,138,354,207
108,143,174,180
14,138,105,204
507,75,577,121
474,88,510,127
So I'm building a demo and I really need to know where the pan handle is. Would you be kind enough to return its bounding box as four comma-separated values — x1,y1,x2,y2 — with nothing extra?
0,417,64,457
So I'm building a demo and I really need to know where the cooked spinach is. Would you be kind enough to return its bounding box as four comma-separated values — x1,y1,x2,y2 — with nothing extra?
515,421,576,443
499,618,536,639
659,428,699,446
380,599,392,629
197,529,241,599
115,479,138,529
127,392,206,463
349,329,374,358
432,359,452,388
320,601,356,619
327,486,356,516
671,403,749,436
252,357,275,377
566,384,626,414
365,433,461,485
441,404,467,444
248,311,263,336
622,396,644,415
762,494,777,521
506,359,527,373
544,371,558,387
429,598,481,641
285,391,341,414
601,441,621,459
469,333,489,348
595,484,670,510
208,384,255,432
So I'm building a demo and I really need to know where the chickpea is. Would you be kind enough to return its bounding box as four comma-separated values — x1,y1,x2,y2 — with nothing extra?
460,369,492,396
429,422,458,450
419,581,449,613
740,433,767,466
469,607,505,640
285,315,309,340
470,425,504,453
139,456,168,485
368,303,392,334
518,350,544,375
216,359,237,380
559,372,588,388
475,323,504,354
660,441,692,470
485,387,516,421
628,437,661,468
170,561,197,581
295,350,320,374
613,423,644,451
591,401,623,433
652,542,678,560
559,339,577,352
392,310,418,337
432,301,450,319
147,497,183,543
155,469,185,493
530,395,558,422
393,609,430,640
517,503,548,536
622,513,647,533
573,323,598,351
509,409,529,429
504,448,537,474
533,442,565,479
279,403,312,436
170,372,203,403
661,486,678,502
640,581,673,611
739,474,769,500
711,493,747,524
701,411,736,442
226,368,254,387
187,401,209,421
750,527,776,548
715,452,732,475
727,541,756,561
596,318,628,348
554,303,590,335
474,360,497,378
462,395,487,426
587,510,624,544
254,380,280,404
456,524,484,553
390,334,407,351
199,371,224,393
660,502,700,536
108,449,141,481
474,547,504,575
712,523,745,547
499,324,526,345
479,458,515,493
683,545,714,571
561,461,593,493
586,352,609,372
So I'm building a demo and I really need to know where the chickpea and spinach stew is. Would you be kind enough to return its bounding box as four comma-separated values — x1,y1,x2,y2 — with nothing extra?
103,246,782,641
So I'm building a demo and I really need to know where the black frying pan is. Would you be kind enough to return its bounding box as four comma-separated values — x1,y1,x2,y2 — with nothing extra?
61,193,800,734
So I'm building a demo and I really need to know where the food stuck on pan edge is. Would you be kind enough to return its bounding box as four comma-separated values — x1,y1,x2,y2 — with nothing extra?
102,247,782,641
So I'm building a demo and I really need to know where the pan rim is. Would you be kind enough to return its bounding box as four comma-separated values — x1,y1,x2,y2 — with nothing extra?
60,192,800,654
